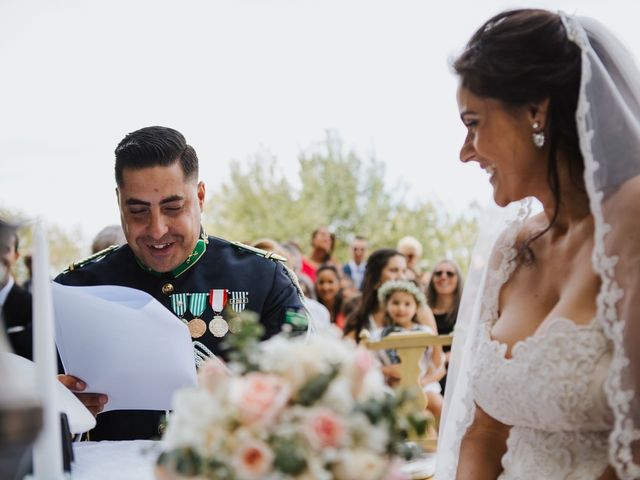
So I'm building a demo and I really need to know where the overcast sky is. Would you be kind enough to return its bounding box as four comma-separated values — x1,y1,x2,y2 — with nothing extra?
1,0,639,242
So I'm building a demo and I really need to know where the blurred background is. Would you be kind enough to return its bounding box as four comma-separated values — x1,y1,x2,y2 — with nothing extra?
2,0,638,276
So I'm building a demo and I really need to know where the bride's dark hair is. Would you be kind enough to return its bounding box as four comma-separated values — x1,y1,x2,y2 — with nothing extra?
453,9,583,263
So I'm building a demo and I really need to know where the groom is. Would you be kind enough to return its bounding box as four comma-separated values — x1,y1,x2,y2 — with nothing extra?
56,126,305,440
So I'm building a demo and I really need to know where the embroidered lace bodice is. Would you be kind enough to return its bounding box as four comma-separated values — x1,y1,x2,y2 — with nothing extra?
471,281,614,479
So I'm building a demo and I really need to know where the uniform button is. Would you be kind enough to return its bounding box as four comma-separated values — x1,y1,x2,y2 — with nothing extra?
162,283,174,295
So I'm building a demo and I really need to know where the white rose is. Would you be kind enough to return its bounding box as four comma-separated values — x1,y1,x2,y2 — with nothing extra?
333,449,387,480
320,376,355,415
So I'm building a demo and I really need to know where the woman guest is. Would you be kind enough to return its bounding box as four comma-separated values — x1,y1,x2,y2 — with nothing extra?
426,259,463,392
343,249,409,341
427,260,463,336
301,226,335,282
314,264,345,329
437,9,640,480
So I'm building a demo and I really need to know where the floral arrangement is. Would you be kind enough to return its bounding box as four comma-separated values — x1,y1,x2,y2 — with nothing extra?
156,314,429,480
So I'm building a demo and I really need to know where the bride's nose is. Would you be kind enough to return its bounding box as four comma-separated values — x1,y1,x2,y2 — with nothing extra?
460,136,476,163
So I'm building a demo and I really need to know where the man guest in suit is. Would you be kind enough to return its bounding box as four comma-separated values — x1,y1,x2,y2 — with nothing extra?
343,236,367,290
0,220,32,360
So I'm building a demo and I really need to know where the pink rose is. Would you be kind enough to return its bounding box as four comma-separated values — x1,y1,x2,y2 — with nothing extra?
352,347,377,396
230,373,291,426
232,438,274,479
303,408,346,449
354,346,376,375
197,356,230,391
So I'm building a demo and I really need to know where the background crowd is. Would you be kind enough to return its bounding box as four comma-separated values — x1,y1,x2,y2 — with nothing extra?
2,220,464,432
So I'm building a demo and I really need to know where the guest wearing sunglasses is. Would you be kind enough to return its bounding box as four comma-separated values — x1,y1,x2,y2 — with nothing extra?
426,259,463,392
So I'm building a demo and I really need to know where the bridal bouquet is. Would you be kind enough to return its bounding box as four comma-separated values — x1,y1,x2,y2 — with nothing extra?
156,315,428,480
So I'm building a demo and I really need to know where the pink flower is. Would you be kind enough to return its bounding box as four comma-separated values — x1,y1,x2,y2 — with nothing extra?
352,346,377,397
303,408,346,450
232,438,274,479
230,373,291,426
197,357,230,391
354,346,376,375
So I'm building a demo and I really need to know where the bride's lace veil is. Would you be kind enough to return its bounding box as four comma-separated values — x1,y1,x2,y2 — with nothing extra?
435,11,640,479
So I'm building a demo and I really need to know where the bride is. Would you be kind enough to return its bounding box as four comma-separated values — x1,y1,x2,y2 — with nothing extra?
436,9,640,480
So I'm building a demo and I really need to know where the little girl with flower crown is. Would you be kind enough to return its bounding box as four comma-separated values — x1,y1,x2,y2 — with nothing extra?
376,279,445,422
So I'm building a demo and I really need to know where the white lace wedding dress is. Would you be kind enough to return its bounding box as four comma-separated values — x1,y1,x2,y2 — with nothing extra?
469,235,614,479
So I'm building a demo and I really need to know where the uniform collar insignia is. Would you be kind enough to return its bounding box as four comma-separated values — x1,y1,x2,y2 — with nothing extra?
135,237,207,279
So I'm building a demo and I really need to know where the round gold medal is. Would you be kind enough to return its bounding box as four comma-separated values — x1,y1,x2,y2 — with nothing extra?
187,318,207,338
209,315,229,337
228,316,242,334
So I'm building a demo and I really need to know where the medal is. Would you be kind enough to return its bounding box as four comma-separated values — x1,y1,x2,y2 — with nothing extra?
229,291,249,313
228,316,242,334
188,318,207,338
209,315,229,337
188,293,208,339
208,289,229,337
170,293,188,317
169,293,191,330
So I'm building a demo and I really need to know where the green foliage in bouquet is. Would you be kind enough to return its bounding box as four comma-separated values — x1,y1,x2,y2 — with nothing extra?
223,311,265,372
157,313,430,480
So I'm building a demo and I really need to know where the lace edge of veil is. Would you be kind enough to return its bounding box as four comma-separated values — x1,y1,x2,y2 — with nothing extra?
561,12,640,478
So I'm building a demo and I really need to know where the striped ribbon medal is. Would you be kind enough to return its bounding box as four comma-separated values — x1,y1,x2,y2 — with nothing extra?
169,293,190,332
170,293,188,317
208,289,229,337
187,292,208,339
229,291,249,313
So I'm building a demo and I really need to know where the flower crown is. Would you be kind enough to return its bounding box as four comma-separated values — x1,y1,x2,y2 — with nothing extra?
377,280,427,308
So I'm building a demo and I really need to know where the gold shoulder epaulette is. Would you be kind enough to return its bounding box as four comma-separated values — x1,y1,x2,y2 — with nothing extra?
230,241,288,263
66,244,120,272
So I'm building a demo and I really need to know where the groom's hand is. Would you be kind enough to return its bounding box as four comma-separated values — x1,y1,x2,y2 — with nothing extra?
57,374,108,417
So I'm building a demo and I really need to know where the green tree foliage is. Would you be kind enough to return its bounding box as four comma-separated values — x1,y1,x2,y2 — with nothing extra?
204,131,479,272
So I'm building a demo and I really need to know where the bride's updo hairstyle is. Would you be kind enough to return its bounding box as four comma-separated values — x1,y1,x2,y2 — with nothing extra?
453,9,582,263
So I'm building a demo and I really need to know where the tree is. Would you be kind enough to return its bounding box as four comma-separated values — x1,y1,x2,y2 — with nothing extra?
204,131,479,272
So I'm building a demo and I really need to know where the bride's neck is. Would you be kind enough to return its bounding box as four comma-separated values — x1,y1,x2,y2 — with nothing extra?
540,155,590,235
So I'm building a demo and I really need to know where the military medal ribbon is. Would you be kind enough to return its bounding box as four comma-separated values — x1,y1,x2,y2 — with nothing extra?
208,289,229,337
187,292,208,339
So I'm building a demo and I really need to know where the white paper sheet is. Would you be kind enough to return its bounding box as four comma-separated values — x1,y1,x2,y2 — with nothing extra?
52,283,197,412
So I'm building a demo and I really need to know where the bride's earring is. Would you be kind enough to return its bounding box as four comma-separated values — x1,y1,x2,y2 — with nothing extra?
532,121,545,148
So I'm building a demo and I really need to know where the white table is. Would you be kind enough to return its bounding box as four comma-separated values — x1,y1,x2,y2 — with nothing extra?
70,440,436,480
71,440,160,480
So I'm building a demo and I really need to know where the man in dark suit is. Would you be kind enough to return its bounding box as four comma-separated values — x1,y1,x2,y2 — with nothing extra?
55,126,306,440
0,220,32,360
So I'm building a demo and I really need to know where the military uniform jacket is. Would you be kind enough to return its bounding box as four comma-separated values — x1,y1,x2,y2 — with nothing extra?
54,235,303,441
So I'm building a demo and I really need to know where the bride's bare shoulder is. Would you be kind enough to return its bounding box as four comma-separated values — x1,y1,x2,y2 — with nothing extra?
603,176,640,248
605,175,640,214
